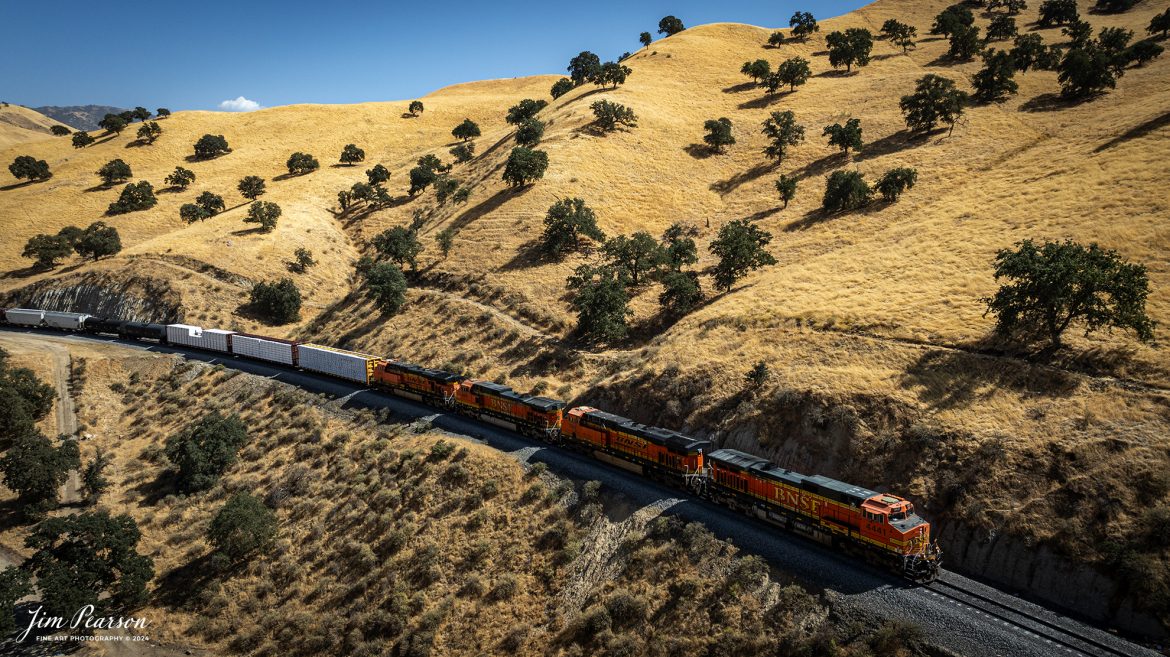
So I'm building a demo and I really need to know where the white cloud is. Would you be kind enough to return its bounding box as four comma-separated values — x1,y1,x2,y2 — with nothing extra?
218,96,261,112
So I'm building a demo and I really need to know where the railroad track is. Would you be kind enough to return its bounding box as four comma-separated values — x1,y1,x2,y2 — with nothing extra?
926,578,1142,657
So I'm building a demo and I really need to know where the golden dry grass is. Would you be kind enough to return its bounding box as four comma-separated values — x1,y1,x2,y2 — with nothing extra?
2,0,1170,621
0,337,916,657
0,105,70,150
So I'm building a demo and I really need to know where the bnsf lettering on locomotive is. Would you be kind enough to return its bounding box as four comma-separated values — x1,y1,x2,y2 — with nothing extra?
487,397,510,412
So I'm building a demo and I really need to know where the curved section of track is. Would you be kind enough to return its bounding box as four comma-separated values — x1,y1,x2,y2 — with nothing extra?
0,328,1161,657
927,577,1137,657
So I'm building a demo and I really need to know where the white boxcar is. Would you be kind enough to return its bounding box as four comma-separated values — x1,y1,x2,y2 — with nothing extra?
298,344,377,384
42,311,91,330
4,309,45,326
231,334,297,366
166,324,234,353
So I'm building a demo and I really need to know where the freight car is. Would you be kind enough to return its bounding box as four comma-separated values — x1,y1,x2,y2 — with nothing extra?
0,307,941,581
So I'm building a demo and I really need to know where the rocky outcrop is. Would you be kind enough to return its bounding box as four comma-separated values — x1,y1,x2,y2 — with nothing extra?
2,270,181,322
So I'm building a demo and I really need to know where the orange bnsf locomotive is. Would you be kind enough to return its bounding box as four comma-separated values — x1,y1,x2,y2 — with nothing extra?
706,449,939,581
1,307,941,582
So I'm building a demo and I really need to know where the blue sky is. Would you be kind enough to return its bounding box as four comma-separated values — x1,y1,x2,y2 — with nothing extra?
1,0,866,111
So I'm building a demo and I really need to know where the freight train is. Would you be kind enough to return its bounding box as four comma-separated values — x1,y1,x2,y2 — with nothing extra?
0,307,942,581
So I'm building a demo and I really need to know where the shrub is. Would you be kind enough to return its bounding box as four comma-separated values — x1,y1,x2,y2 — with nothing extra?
449,142,475,163
250,278,301,324
165,166,195,189
408,100,424,116
97,158,132,185
72,131,95,148
746,361,770,386
515,118,545,147
658,15,684,36
193,134,230,159
489,575,519,601
605,591,648,630
790,11,819,39
50,125,71,136
164,412,249,493
73,222,121,261
709,219,777,292
640,31,652,47
768,31,786,47
506,99,547,125
875,167,918,202
408,166,437,195
286,152,319,175
603,232,664,285
373,226,423,271
9,155,51,181
826,28,874,71
900,74,969,134
542,198,604,254
107,181,157,215
1127,40,1164,67
776,175,798,208
1150,9,1170,38
823,118,862,154
98,114,128,134
703,117,735,153
136,121,162,144
340,143,365,165
567,264,631,341
983,239,1154,348
363,262,408,314
292,247,316,273
761,110,804,164
822,170,871,213
22,234,73,269
502,147,548,187
197,191,225,215
741,59,771,84
550,77,575,99
452,118,481,141
590,100,638,131
156,107,171,118
659,270,702,314
209,493,277,562
238,175,266,200
245,201,282,232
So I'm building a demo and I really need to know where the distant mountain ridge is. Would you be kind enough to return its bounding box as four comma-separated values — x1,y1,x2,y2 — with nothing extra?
34,105,129,131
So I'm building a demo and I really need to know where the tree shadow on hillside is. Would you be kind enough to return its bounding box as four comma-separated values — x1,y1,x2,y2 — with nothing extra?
683,143,716,159
856,129,928,161
1019,92,1095,113
742,206,782,222
899,345,1080,410
790,151,850,179
722,82,758,94
132,470,177,505
154,554,229,609
1094,110,1170,152
83,183,117,193
710,160,780,196
445,186,531,234
784,208,831,231
500,239,556,271
230,226,267,237
0,180,36,191
272,171,313,182
558,87,611,107
123,139,150,149
871,52,902,62
183,153,227,163
737,91,793,110
814,69,856,78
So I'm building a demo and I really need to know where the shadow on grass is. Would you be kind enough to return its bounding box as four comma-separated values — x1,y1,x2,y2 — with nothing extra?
1019,92,1096,113
683,143,716,159
737,90,794,110
721,81,758,93
1093,110,1170,152
899,342,1081,410
710,160,780,196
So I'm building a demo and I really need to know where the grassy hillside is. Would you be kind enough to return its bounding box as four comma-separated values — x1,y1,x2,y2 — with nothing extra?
0,105,72,150
2,0,1169,629
0,341,934,656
